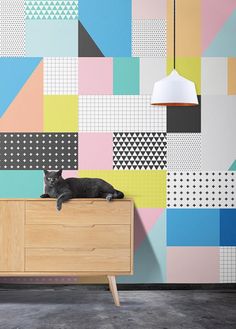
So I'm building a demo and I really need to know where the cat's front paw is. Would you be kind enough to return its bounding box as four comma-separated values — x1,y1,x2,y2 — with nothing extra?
56,202,62,211
40,194,50,198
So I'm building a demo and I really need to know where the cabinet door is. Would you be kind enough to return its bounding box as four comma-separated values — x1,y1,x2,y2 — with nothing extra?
0,201,24,271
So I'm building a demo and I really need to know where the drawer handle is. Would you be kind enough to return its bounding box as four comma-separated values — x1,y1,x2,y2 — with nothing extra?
62,225,95,229
61,248,95,252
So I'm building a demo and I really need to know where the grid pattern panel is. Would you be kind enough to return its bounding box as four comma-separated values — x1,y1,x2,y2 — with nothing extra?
0,0,25,56
167,171,236,208
0,133,78,170
132,19,166,57
44,57,78,95
79,95,166,132
220,247,236,283
167,133,202,170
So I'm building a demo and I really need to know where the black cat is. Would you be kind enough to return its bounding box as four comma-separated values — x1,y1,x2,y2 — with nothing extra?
40,169,124,211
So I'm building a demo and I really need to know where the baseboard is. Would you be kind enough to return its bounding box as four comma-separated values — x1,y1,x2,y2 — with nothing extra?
0,283,235,290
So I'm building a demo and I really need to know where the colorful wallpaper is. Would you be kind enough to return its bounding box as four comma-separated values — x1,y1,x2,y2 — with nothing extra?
0,0,236,284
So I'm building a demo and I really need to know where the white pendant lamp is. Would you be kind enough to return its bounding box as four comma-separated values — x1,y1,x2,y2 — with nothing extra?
151,0,198,106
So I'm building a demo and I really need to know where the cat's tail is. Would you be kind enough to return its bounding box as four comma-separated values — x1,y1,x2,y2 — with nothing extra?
113,189,124,199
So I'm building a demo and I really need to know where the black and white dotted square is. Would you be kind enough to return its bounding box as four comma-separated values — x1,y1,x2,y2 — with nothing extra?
167,171,236,208
0,133,78,170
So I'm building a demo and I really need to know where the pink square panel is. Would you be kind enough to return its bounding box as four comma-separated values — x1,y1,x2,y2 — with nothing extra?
132,0,167,19
79,133,113,170
167,247,219,283
78,58,113,94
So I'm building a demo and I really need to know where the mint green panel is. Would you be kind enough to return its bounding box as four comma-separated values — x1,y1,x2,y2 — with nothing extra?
0,171,43,198
113,57,139,95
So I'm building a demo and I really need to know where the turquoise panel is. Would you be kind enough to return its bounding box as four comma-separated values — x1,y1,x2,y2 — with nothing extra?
0,171,43,198
118,210,166,283
79,0,131,56
26,20,78,56
0,58,42,117
167,209,220,246
113,58,140,95
204,10,236,56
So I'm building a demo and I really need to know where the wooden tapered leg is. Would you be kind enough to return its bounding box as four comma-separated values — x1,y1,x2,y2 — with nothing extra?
107,276,120,306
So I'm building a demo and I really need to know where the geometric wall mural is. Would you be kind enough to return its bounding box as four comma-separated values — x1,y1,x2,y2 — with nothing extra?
0,0,235,284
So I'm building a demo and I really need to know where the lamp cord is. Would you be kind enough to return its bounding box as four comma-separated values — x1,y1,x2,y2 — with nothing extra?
173,0,176,69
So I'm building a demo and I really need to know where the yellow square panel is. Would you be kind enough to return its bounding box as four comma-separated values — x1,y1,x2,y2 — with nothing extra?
167,57,201,94
44,95,78,132
78,170,167,208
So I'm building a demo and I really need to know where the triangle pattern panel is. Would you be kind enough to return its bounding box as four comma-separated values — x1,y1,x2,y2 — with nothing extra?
113,132,167,170
25,0,78,20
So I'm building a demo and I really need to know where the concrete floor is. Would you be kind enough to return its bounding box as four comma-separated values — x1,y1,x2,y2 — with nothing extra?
0,286,235,329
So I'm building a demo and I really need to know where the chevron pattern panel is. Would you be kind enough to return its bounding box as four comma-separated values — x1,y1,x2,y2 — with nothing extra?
0,0,235,285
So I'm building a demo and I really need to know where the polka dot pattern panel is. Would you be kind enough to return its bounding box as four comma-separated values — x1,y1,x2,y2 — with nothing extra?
0,133,78,170
167,171,236,208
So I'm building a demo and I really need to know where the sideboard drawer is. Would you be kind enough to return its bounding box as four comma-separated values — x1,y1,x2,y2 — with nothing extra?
25,224,130,249
25,248,131,272
26,200,132,225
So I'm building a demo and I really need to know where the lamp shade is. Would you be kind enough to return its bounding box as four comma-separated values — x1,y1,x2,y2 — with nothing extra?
151,69,198,106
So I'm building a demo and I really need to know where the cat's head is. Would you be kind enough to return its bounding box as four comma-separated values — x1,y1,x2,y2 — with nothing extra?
43,169,62,187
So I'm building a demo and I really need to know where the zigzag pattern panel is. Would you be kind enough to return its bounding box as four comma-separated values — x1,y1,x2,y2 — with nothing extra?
25,0,78,20
113,132,167,170
167,172,236,208
220,247,236,283
0,133,78,170
79,95,166,132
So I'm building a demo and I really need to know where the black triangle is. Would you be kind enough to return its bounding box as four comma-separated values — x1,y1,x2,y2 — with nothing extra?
79,21,104,57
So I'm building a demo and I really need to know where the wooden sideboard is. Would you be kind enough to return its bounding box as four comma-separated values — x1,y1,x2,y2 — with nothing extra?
0,199,134,306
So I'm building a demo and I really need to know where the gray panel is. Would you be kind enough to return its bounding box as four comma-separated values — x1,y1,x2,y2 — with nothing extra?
202,96,236,170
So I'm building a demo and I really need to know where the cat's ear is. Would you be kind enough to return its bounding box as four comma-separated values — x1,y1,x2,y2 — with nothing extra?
57,169,62,176
43,170,48,175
